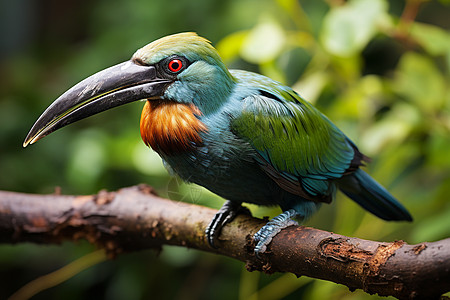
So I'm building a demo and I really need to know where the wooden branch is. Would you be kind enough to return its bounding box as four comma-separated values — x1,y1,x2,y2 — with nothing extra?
0,185,448,299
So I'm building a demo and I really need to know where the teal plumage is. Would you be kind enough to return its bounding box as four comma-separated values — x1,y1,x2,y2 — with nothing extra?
230,70,356,200
159,65,411,221
24,32,412,255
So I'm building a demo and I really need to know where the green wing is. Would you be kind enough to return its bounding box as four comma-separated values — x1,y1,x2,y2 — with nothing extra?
231,71,363,202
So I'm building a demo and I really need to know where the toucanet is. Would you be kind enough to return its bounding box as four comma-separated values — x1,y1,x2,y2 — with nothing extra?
24,33,412,255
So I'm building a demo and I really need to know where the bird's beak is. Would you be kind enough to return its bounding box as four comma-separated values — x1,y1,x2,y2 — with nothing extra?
23,61,171,147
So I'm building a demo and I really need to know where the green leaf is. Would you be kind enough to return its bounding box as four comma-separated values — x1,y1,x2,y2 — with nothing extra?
361,103,421,155
426,130,450,168
330,75,384,120
321,0,388,57
276,0,297,14
216,31,248,63
293,72,329,105
393,52,447,113
240,18,286,64
410,22,450,56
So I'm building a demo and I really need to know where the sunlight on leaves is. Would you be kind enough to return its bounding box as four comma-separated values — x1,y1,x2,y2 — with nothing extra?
216,31,248,63
293,72,329,104
410,22,450,56
361,103,421,155
321,0,388,57
393,52,447,113
240,18,286,64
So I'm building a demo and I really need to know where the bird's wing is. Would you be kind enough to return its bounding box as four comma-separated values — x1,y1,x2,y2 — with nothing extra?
230,71,366,203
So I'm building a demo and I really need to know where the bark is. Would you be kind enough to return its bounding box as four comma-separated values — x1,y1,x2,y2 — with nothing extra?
0,185,448,299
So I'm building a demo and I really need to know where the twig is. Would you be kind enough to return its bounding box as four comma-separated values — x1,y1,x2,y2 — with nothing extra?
0,185,448,299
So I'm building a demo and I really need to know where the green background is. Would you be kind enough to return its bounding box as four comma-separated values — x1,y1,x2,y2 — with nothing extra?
1,0,449,299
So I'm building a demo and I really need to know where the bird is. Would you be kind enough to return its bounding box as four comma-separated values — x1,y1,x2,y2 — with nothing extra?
24,32,412,255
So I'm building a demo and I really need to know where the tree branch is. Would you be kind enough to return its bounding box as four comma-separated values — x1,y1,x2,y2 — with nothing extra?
0,185,448,299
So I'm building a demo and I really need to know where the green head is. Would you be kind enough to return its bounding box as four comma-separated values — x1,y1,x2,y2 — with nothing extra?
24,32,235,146
134,32,235,114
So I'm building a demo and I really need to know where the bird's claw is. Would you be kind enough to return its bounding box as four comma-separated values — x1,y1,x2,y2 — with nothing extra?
205,200,250,248
253,209,298,257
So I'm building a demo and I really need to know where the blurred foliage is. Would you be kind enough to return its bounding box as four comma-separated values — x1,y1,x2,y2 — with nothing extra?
0,0,449,299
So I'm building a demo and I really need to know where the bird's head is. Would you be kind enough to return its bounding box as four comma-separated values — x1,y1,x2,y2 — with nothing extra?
24,32,235,147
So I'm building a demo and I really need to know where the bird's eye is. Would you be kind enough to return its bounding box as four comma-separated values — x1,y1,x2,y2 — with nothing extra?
168,59,183,73
159,56,189,78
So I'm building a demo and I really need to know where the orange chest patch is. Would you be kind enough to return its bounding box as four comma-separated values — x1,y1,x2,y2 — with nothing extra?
140,101,207,155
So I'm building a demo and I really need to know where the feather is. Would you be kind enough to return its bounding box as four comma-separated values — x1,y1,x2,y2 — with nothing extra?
140,100,207,155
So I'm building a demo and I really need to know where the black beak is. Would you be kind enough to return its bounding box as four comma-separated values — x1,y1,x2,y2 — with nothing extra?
23,61,171,147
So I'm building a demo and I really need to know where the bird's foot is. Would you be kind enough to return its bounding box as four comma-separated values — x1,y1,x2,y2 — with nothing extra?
206,200,250,248
253,209,298,257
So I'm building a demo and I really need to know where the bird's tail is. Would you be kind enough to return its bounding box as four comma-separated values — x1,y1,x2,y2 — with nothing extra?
337,169,412,221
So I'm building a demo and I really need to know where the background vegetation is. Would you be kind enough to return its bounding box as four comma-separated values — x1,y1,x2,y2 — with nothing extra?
0,0,449,299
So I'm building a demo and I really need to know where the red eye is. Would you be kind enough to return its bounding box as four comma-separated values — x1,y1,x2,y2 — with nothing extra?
168,59,183,73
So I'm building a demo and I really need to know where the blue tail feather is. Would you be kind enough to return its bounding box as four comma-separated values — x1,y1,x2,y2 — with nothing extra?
338,169,412,221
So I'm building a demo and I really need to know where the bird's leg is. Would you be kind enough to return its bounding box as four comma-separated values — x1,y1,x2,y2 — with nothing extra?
206,200,250,248
253,209,298,257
